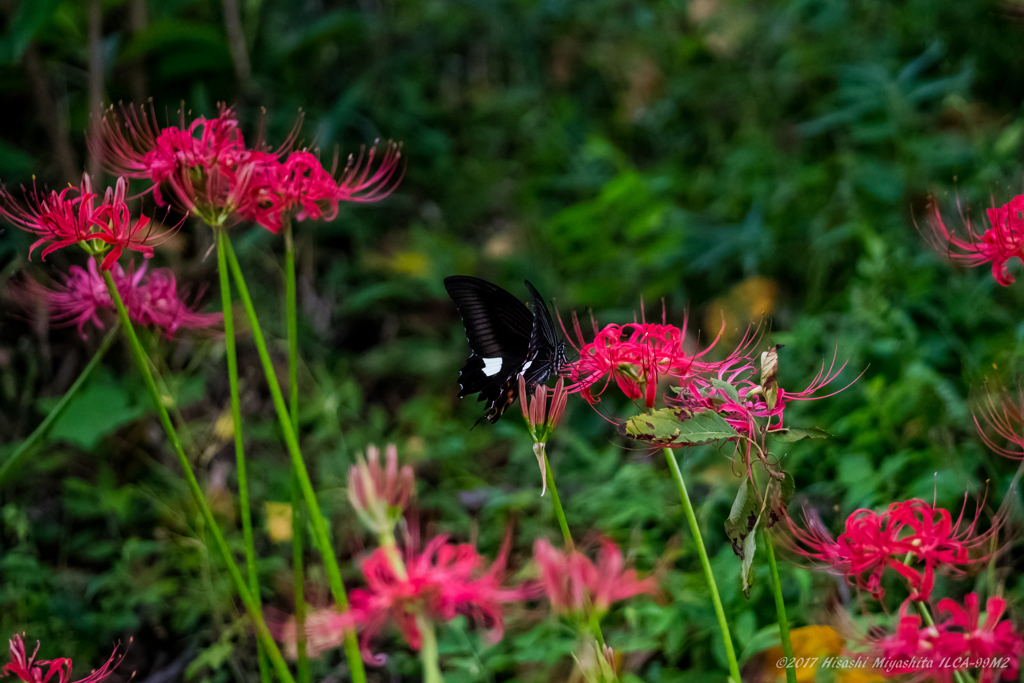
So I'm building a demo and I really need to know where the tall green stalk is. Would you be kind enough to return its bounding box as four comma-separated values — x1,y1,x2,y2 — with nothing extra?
98,266,296,683
541,451,609,653
0,321,119,485
217,229,271,683
762,527,797,683
662,448,741,683
223,237,367,683
284,221,311,683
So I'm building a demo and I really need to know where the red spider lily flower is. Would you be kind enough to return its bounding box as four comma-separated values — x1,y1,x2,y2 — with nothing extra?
925,194,1024,286
533,537,657,618
872,595,1023,682
242,145,403,234
4,634,123,683
348,444,415,535
786,498,998,601
519,375,569,495
273,535,531,664
23,259,220,339
562,305,756,409
0,174,166,270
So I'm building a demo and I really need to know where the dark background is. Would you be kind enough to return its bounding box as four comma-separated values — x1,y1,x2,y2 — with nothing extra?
2,1,1024,681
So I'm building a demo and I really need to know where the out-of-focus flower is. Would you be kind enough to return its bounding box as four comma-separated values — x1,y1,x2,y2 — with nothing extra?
273,535,530,664
0,174,167,270
533,537,656,618
786,498,997,601
574,639,619,683
519,375,569,495
23,258,220,339
3,634,123,683
975,388,1024,460
348,444,415,536
872,594,1023,682
925,194,1024,286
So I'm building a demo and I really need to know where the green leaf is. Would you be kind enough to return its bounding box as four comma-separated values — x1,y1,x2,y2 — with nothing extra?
621,408,740,446
42,371,147,450
724,478,759,557
770,426,831,443
741,520,758,598
766,472,796,528
710,378,741,404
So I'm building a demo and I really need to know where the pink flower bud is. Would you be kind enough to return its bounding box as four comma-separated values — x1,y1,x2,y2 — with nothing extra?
347,444,415,535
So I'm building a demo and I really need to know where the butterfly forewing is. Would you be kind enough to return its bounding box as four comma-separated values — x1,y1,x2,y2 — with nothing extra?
444,276,533,356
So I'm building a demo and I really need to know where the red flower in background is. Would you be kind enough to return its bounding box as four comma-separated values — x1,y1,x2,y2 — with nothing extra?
925,194,1024,286
3,634,122,683
786,498,997,601
0,175,165,270
533,537,656,617
274,535,530,664
92,103,402,231
22,259,220,339
872,594,1022,682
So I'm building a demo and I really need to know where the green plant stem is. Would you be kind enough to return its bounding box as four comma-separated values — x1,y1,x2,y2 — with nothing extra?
761,527,797,683
415,615,446,683
0,320,119,485
223,237,366,683
284,221,310,683
217,229,270,683
542,450,608,652
662,448,741,683
99,267,296,683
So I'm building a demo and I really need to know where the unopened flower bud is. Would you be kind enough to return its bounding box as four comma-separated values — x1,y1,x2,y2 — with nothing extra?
519,376,569,494
347,444,415,535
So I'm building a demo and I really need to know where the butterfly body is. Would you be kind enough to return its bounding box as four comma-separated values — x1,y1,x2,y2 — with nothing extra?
444,276,567,423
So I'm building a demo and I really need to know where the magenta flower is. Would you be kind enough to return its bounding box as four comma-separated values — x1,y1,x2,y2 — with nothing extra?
786,498,997,601
242,145,403,234
975,388,1024,460
3,634,122,683
925,194,1024,286
273,535,530,664
872,595,1023,682
533,537,657,618
25,258,220,339
0,174,165,270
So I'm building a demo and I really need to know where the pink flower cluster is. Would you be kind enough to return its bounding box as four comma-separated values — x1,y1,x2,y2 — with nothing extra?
787,498,997,602
3,634,121,683
533,537,657,617
277,535,529,664
93,104,402,231
926,194,1024,286
0,175,164,271
25,258,220,339
873,594,1022,682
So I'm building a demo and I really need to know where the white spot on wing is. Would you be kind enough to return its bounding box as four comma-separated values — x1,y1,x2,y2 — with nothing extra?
482,357,503,377
521,361,533,373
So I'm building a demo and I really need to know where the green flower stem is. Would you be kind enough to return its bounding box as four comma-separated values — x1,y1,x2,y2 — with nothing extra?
761,527,797,683
415,615,446,683
216,229,270,683
223,237,367,683
542,450,609,653
0,320,119,485
662,448,741,683
99,267,296,683
284,221,311,683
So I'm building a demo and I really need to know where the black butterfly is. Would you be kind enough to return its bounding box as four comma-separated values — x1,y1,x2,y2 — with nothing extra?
444,276,567,423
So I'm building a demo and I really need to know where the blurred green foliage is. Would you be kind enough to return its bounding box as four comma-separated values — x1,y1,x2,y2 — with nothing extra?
3,0,1024,681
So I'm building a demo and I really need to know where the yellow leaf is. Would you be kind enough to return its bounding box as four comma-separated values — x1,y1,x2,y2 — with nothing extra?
392,251,429,276
265,501,293,542
214,411,234,442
